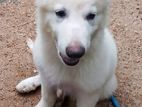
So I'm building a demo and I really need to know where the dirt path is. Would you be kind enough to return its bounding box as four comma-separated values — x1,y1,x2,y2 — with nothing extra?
0,0,142,107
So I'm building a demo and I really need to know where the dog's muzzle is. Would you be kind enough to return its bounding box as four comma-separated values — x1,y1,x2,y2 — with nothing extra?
60,53,80,66
60,45,85,66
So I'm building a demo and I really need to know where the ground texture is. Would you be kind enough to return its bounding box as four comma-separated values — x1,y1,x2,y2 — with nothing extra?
0,0,142,107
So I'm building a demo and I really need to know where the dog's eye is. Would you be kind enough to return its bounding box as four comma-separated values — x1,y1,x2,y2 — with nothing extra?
86,13,96,21
55,9,66,18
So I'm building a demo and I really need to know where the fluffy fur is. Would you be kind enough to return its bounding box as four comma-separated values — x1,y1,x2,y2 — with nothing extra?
16,0,118,107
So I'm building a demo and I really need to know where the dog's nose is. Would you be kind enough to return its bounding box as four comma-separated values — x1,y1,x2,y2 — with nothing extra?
66,45,85,58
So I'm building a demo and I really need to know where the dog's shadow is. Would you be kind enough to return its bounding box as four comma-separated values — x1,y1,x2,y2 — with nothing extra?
54,95,76,107
54,96,112,107
16,87,75,107
17,88,112,107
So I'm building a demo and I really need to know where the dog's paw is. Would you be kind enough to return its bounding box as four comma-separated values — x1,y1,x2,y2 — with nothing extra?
16,75,40,93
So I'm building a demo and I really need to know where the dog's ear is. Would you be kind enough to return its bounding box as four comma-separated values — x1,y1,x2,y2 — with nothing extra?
35,0,49,14
35,0,47,6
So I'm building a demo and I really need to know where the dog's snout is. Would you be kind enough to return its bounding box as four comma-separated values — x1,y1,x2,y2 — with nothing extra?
66,45,85,58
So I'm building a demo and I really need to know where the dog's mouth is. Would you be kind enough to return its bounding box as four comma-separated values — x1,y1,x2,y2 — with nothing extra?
60,53,80,66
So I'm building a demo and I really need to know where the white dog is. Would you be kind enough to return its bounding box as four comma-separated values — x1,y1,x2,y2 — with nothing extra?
16,0,118,107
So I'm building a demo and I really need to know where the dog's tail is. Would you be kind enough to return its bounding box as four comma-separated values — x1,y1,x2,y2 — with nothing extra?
27,38,33,52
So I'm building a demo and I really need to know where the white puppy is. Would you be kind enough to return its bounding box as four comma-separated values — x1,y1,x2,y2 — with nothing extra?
16,0,118,107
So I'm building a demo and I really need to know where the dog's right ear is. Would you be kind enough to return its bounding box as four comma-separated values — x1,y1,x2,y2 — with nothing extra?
35,0,49,13
35,0,48,7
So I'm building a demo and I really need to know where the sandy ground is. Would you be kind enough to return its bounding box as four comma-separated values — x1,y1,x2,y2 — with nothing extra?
0,0,142,107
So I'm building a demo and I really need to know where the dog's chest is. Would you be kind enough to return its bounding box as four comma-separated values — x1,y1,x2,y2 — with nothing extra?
59,81,82,95
45,69,83,94
46,74,82,95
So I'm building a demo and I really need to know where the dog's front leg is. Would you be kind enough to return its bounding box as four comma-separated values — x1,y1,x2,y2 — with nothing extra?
76,92,100,107
36,83,56,107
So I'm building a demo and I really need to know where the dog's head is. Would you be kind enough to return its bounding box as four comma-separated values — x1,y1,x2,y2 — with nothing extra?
36,0,109,66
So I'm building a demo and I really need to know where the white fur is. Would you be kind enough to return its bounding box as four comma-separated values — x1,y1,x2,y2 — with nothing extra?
16,75,40,93
16,0,117,107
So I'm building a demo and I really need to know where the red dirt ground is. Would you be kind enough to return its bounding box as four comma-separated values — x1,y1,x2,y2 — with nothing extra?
0,0,142,107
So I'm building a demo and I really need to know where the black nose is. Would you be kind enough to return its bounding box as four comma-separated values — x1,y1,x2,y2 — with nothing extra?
66,46,85,58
